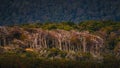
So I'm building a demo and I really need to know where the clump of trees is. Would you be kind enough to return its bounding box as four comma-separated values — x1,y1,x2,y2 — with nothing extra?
0,20,119,68
19,21,120,56
20,20,120,54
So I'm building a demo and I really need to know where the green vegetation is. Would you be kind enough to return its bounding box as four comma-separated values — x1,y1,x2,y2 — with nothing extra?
19,20,120,31
1,20,120,68
0,51,120,68
20,20,120,52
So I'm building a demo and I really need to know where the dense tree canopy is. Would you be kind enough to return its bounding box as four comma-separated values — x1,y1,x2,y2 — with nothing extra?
19,20,120,52
0,20,119,68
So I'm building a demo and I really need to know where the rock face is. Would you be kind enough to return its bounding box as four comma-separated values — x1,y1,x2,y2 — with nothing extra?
0,26,104,56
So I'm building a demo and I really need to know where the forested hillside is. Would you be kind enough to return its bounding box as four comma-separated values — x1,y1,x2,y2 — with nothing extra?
20,20,120,53
0,20,120,68
1,0,120,25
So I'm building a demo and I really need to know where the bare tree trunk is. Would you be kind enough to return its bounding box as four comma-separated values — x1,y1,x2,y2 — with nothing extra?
59,40,62,50
83,37,86,52
0,39,1,46
3,38,6,46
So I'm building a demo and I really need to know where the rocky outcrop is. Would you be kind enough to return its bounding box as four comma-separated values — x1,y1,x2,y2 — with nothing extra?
0,26,104,56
